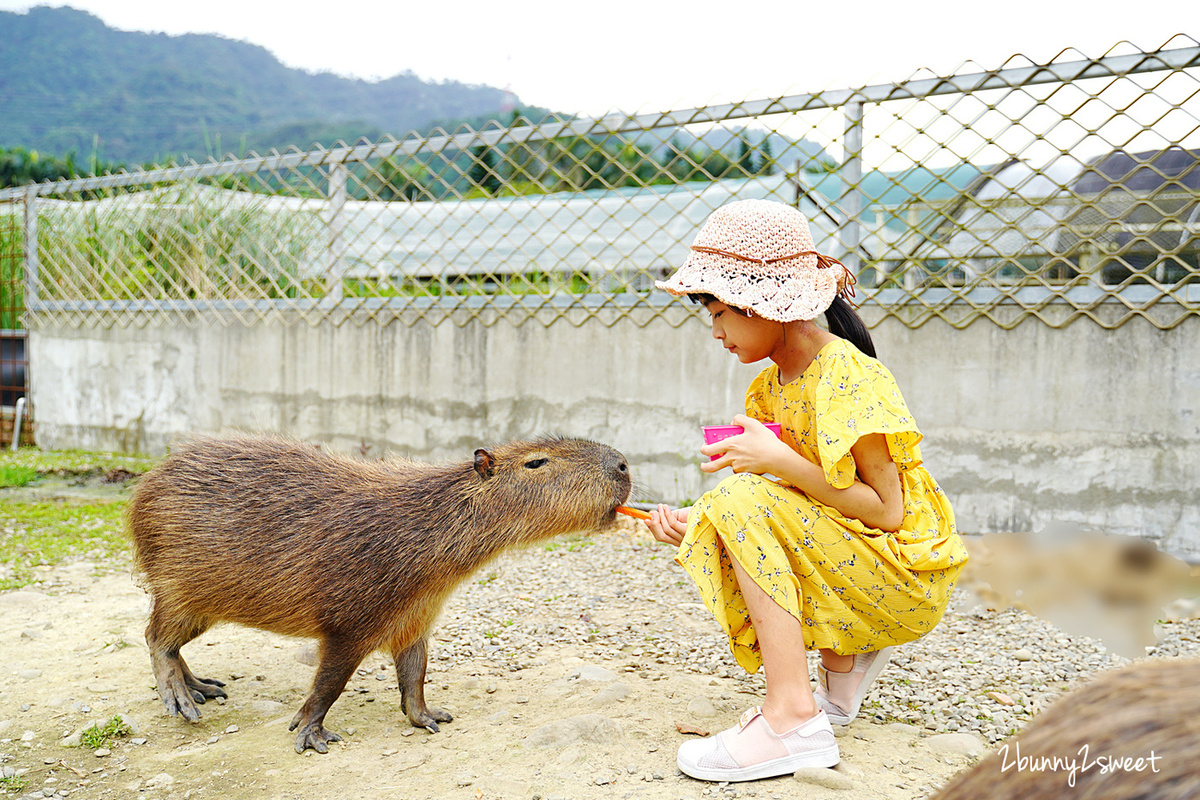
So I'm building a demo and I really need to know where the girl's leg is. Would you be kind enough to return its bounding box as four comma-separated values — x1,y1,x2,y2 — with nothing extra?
820,650,854,671
725,550,818,732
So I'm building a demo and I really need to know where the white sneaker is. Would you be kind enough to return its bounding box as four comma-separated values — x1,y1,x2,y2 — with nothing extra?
676,707,839,782
814,646,895,725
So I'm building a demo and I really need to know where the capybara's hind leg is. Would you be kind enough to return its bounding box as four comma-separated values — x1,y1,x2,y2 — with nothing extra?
288,635,366,754
145,604,215,723
395,637,453,732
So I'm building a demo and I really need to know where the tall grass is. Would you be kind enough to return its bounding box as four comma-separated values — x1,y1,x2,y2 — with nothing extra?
0,213,23,328
36,184,327,302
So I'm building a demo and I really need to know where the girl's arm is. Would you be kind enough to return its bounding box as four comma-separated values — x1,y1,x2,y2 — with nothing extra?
701,415,904,532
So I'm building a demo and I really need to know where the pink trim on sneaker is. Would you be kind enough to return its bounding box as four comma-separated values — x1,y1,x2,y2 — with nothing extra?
677,707,839,782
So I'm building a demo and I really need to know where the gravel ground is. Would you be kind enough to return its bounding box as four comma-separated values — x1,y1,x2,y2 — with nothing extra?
2,514,1198,800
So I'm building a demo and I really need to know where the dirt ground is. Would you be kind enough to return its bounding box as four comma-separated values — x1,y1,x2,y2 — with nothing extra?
0,526,979,800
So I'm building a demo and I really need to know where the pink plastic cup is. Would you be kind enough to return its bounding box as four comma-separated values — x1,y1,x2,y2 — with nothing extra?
702,422,783,461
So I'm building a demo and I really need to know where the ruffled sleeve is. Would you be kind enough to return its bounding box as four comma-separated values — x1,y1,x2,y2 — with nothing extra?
814,346,924,489
742,366,775,423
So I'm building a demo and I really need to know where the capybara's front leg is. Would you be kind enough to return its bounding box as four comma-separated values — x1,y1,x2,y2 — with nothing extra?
395,637,453,733
288,636,364,754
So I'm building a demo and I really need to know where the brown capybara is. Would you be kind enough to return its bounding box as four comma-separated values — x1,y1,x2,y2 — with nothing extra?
932,657,1200,799
127,433,631,753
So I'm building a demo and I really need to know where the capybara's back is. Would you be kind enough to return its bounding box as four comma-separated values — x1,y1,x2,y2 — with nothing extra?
127,432,631,752
932,657,1200,800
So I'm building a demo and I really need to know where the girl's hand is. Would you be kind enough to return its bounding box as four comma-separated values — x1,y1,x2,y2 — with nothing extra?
645,504,689,547
700,414,791,475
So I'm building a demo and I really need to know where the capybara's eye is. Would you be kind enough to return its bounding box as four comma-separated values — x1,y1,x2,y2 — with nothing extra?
524,458,549,469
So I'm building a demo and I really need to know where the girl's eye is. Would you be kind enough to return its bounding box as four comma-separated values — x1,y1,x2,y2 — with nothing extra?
525,458,549,469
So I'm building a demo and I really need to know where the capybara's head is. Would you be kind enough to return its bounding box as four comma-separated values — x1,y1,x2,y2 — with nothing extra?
469,436,630,540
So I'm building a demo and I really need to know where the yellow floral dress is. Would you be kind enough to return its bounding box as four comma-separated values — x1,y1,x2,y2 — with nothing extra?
677,339,967,672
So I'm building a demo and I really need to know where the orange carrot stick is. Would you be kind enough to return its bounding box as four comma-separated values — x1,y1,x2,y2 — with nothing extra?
616,506,652,520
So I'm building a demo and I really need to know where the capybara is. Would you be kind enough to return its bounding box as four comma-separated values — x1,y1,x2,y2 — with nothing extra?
127,433,631,753
932,657,1200,799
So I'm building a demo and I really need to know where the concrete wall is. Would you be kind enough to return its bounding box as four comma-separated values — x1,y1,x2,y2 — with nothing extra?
30,310,1200,557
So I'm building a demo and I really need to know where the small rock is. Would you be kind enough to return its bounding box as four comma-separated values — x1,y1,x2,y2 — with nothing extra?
21,730,35,741
17,669,42,680
568,665,619,684
86,684,118,694
925,732,986,758
224,725,239,734
94,748,111,757
523,714,623,748
793,767,855,790
0,590,48,605
206,736,219,745
686,696,718,717
145,773,175,789
1013,649,1034,662
454,771,474,787
987,691,1016,706
21,629,43,640
131,738,147,745
591,683,630,706
294,645,319,666
249,700,285,716
60,732,82,748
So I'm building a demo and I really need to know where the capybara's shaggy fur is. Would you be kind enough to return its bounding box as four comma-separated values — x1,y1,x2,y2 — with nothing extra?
933,657,1200,799
127,433,631,753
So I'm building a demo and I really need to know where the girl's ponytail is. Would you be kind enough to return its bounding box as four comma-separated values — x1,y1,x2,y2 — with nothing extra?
825,296,877,359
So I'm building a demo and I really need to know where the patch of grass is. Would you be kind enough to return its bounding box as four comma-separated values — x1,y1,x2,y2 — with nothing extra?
80,715,132,749
0,464,38,488
0,775,29,794
0,499,129,590
0,448,158,475
544,534,594,552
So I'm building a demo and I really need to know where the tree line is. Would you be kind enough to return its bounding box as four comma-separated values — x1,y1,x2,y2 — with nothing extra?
374,122,781,202
0,146,124,189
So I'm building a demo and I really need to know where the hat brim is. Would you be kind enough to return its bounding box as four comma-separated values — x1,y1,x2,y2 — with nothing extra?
656,249,838,322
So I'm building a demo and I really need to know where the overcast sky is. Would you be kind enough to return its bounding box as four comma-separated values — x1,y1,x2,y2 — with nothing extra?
2,0,1195,116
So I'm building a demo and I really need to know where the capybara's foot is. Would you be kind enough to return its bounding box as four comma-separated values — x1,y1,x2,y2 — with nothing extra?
156,675,203,722
152,653,204,722
183,672,228,701
291,721,342,754
408,705,453,733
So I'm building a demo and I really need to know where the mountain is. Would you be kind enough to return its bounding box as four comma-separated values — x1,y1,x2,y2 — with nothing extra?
0,6,528,165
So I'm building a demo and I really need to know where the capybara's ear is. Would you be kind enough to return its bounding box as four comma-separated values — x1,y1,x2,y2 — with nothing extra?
473,449,495,479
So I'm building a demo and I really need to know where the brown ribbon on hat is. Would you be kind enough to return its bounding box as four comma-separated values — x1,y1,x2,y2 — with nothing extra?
689,245,858,305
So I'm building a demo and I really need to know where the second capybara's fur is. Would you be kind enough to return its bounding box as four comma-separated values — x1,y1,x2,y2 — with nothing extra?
127,433,631,753
932,657,1200,799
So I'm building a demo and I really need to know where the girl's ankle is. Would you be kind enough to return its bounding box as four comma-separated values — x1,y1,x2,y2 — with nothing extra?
761,698,819,733
821,651,854,674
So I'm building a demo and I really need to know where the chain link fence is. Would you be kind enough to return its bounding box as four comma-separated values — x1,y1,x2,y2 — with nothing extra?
2,38,1198,331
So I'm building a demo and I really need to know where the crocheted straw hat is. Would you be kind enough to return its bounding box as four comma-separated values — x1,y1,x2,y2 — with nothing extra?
656,198,855,322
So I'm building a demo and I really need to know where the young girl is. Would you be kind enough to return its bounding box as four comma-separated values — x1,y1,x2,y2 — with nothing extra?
646,198,967,783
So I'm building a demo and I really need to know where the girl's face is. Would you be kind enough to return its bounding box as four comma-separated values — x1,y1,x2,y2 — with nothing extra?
705,301,781,364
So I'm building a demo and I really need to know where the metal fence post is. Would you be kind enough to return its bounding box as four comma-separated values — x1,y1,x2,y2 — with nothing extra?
23,184,39,305
839,100,864,276
325,160,349,303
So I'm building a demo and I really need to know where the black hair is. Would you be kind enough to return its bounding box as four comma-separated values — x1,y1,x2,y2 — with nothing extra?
691,291,744,316
689,291,877,358
824,295,877,358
